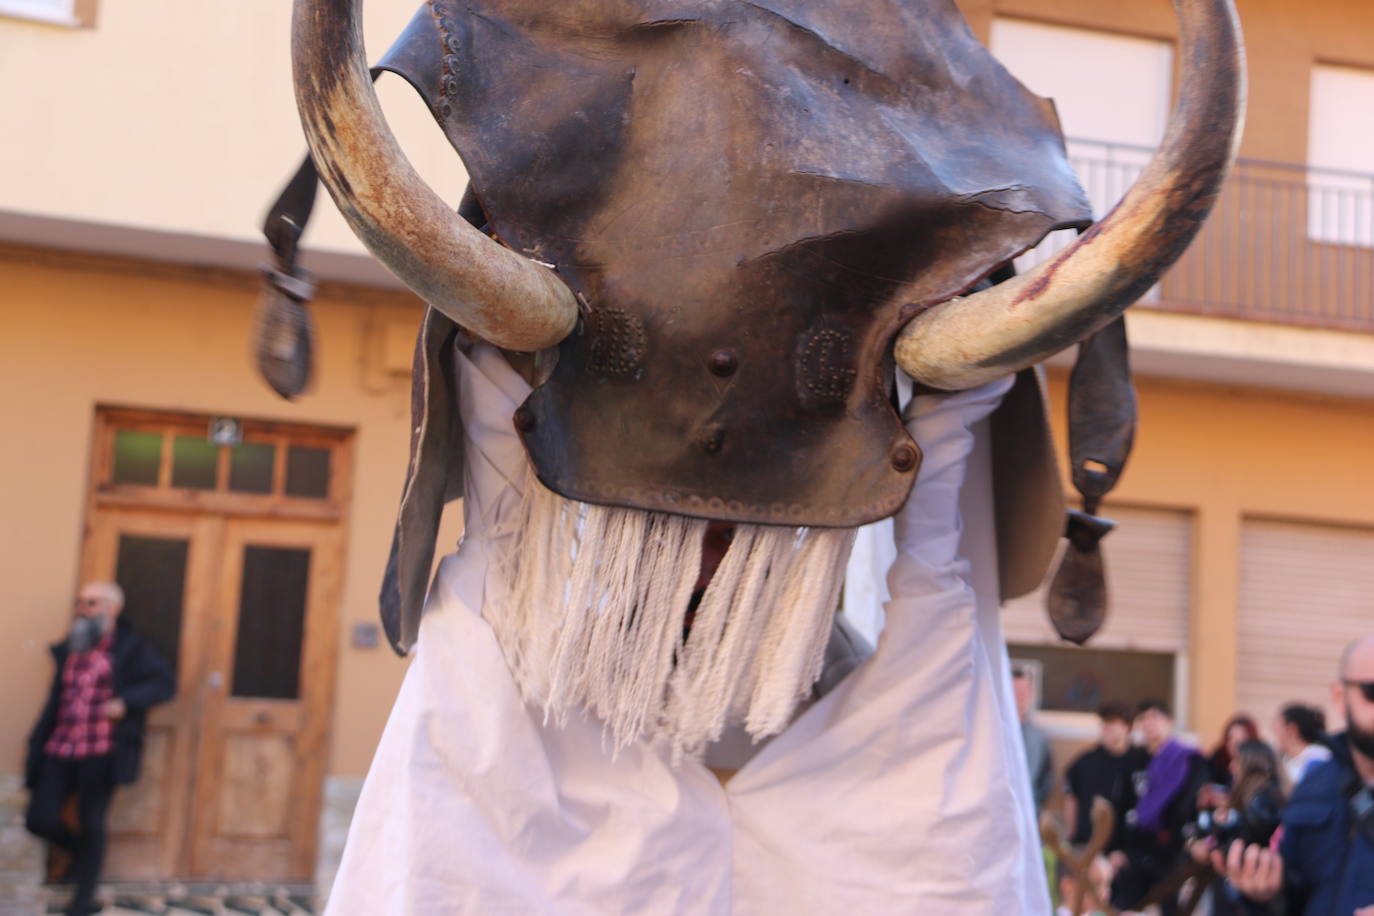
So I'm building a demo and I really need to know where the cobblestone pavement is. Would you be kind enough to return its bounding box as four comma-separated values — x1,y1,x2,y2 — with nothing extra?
41,885,316,915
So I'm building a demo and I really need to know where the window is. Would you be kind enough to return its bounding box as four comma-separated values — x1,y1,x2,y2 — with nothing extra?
97,409,349,514
991,20,1173,295
990,19,1173,151
0,0,94,27
1307,65,1374,247
113,535,189,678
232,546,312,700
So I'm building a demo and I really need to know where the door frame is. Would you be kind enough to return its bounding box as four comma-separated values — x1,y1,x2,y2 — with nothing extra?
79,406,352,881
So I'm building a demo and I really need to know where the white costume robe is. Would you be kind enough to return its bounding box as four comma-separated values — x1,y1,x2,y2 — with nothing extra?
325,344,1049,914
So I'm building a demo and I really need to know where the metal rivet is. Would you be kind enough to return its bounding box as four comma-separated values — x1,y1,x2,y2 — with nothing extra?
891,444,917,473
709,350,737,377
701,427,725,454
512,407,535,433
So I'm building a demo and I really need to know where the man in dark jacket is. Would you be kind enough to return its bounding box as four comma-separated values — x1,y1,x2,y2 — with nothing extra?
25,582,175,916
1220,635,1374,915
1064,701,1151,852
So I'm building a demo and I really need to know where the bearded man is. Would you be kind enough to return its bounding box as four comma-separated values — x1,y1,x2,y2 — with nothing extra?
24,582,175,916
1218,636,1374,915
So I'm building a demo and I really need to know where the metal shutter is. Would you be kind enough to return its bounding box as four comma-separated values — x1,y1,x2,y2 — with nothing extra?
1238,519,1374,719
1002,506,1192,653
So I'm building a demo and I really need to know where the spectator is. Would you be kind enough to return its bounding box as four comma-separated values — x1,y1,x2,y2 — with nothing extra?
24,582,175,916
1064,701,1150,852
1014,667,1053,810
1228,740,1286,840
1208,713,1261,788
1112,699,1205,916
1218,635,1374,914
1196,740,1287,916
1273,703,1331,788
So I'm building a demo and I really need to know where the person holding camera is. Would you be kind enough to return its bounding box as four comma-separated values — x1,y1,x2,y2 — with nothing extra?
1217,635,1374,914
1191,739,1286,915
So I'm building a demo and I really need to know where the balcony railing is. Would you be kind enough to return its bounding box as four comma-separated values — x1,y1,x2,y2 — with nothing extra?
1019,139,1374,332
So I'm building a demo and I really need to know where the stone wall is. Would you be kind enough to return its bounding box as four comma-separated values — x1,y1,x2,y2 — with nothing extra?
0,773,43,916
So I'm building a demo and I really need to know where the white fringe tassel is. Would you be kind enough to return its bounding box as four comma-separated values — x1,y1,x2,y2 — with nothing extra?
487,466,857,758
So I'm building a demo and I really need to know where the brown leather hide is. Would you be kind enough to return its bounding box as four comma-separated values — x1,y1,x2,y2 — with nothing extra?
407,0,1092,527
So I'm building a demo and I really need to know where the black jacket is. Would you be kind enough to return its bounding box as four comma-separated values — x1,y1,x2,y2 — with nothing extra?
25,621,175,787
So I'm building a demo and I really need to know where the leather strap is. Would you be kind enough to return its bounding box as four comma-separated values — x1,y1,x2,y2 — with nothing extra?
255,154,321,399
255,0,444,398
1047,315,1137,644
260,7,475,652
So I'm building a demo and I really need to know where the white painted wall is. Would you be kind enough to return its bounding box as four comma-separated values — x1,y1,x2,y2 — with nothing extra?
0,1,468,260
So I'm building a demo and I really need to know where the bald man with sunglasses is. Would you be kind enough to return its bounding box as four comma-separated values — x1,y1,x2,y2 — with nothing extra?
1218,636,1374,915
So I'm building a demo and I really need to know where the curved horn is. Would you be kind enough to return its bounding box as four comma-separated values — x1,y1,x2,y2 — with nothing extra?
895,0,1245,390
292,0,578,351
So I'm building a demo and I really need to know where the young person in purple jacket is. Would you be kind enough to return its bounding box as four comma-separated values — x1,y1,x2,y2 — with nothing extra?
1111,698,1205,915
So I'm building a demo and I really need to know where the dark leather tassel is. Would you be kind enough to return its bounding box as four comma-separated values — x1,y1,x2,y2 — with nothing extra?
256,153,321,399
1046,315,1136,644
257,69,394,400
1048,509,1115,645
254,266,317,399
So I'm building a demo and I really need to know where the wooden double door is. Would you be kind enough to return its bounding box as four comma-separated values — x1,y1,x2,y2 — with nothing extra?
81,507,341,881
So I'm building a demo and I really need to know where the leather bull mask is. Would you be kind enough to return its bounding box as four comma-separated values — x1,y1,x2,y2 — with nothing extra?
274,0,1244,652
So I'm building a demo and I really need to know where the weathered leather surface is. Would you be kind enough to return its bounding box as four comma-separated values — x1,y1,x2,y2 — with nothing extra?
408,0,1093,527
269,2,1097,647
1066,317,1136,507
379,306,462,652
1046,317,1137,644
990,368,1066,602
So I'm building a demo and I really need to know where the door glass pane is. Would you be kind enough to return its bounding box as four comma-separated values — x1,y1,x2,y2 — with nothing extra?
228,442,275,494
111,431,162,486
114,535,188,677
284,446,331,500
171,436,219,490
232,545,310,700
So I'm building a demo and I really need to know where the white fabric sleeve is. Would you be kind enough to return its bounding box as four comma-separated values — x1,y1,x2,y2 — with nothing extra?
724,374,1052,915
